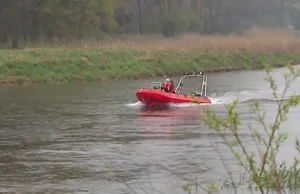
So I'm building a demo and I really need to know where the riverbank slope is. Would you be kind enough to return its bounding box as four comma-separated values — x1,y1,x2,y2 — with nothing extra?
0,48,299,85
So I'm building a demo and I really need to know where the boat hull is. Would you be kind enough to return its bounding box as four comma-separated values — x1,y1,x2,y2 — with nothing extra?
136,88,211,106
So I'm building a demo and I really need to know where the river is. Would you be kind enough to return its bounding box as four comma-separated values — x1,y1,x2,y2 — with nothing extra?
0,66,300,194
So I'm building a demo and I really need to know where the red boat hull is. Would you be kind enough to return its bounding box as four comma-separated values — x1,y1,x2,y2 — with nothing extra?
136,88,211,106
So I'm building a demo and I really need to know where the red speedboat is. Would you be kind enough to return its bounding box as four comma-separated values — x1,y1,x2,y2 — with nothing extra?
136,72,212,107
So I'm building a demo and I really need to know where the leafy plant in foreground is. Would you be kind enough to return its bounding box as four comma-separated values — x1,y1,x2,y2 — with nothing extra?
200,63,300,194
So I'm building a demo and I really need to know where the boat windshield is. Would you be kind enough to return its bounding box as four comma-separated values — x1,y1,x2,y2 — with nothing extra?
174,72,208,97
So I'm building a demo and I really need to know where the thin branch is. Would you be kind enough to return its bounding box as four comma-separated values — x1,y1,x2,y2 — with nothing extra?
218,132,251,175
247,124,263,163
256,109,271,140
214,140,237,194
259,74,294,179
258,71,298,194
149,159,211,194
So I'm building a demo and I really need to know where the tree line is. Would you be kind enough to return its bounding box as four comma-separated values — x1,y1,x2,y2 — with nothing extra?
0,0,299,49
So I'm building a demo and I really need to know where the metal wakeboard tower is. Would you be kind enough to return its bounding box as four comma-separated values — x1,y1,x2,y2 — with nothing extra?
174,71,207,97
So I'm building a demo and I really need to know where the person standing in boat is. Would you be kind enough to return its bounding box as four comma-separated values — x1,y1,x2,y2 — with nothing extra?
161,77,175,93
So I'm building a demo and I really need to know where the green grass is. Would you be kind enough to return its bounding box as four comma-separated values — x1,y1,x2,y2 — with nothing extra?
0,48,300,85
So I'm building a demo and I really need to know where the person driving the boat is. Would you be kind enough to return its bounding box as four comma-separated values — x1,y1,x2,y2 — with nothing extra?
161,78,169,92
161,78,175,93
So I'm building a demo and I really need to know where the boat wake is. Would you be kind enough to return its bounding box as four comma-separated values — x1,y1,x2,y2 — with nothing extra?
125,89,290,108
125,101,144,107
208,90,290,105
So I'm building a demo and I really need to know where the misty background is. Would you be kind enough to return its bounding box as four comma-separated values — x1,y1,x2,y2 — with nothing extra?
0,0,299,48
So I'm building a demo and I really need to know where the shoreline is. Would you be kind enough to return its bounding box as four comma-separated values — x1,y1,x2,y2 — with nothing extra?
0,62,296,87
0,48,299,86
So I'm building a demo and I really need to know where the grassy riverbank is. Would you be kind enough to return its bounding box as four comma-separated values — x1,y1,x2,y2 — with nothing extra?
0,49,300,85
1,28,300,85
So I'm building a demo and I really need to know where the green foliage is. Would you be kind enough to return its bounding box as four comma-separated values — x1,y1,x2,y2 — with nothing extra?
40,0,127,39
199,63,300,194
0,49,300,85
0,0,131,48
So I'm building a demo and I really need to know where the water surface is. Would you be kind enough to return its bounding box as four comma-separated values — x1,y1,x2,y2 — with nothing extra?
1,66,300,194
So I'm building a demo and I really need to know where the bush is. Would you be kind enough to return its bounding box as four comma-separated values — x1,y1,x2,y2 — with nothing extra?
200,63,300,194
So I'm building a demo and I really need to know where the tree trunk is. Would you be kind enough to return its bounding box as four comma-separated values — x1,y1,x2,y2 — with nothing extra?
164,0,169,15
10,0,22,49
137,0,143,34
0,23,8,44
280,0,285,26
12,33,19,49
191,0,198,12
215,0,221,33
22,19,27,44
199,0,204,33
208,0,213,33
31,16,40,42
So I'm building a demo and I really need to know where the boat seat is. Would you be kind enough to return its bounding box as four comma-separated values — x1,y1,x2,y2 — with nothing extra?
151,82,162,90
191,91,202,97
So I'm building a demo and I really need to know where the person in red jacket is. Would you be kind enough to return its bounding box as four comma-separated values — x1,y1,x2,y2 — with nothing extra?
169,80,176,93
162,78,175,93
